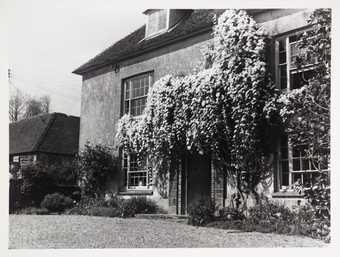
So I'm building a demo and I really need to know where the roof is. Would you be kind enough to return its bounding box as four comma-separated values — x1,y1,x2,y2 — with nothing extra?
73,9,226,75
9,112,80,155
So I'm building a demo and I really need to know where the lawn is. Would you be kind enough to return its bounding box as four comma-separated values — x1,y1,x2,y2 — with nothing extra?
9,215,326,248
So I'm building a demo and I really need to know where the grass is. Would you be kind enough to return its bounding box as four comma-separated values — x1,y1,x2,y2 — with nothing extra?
9,214,326,248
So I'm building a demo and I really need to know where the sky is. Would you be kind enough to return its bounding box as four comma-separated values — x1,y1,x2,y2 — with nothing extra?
7,0,146,116
7,0,335,117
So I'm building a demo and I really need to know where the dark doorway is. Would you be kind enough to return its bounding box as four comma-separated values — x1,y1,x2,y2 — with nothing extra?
185,154,211,213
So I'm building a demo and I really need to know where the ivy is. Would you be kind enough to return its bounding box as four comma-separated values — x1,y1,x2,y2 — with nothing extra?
116,10,279,201
276,9,331,238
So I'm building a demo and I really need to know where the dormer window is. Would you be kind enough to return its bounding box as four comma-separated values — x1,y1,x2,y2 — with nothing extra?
145,9,169,38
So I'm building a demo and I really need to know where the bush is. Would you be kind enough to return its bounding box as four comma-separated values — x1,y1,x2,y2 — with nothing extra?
128,197,159,214
119,199,137,218
218,206,245,221
21,163,55,207
293,204,330,242
188,199,215,226
248,198,295,224
65,195,162,218
78,143,119,198
103,193,122,208
40,193,74,213
13,160,79,211
17,207,50,215
87,207,121,217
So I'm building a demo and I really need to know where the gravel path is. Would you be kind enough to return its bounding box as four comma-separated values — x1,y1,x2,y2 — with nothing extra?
9,215,326,248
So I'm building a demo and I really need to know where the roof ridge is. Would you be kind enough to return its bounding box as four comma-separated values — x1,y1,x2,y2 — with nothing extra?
32,113,57,152
73,9,224,75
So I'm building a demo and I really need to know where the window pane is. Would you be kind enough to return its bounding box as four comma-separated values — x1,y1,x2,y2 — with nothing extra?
123,73,152,116
292,173,302,184
131,97,147,116
279,65,287,89
279,39,286,52
124,101,129,115
289,34,300,43
148,12,158,35
129,154,138,171
128,172,147,188
292,147,301,158
310,158,319,170
293,159,300,171
320,158,329,170
279,52,286,64
302,158,310,170
302,173,316,187
158,10,167,30
281,171,289,186
125,82,130,100
147,10,167,36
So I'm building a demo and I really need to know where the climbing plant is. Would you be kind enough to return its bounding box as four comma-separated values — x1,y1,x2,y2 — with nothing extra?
116,10,279,204
276,9,331,232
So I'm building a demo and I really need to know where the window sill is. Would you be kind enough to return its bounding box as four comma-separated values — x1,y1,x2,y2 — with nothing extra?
272,191,304,198
118,190,153,196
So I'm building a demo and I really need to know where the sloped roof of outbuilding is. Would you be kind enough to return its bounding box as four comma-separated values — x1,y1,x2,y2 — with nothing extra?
9,112,80,155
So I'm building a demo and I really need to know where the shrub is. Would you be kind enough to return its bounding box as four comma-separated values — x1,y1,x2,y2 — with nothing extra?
248,198,294,224
18,207,50,215
188,199,215,226
127,197,159,214
21,163,55,207
218,206,245,221
14,160,79,210
293,203,330,242
119,199,137,218
87,207,121,217
103,193,122,208
40,193,74,213
76,196,107,209
78,143,119,198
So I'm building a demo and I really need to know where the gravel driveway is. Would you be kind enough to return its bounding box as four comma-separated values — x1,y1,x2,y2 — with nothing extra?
9,215,326,248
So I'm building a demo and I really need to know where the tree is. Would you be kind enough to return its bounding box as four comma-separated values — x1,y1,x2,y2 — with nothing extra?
24,95,51,119
40,95,51,113
9,88,26,122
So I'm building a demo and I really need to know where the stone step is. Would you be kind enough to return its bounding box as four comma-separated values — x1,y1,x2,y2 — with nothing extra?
135,213,189,223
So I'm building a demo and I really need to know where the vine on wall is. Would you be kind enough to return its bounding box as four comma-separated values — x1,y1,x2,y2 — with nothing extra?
116,10,279,202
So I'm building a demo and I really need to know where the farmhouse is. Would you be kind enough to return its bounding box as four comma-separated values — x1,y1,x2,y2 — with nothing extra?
73,9,320,214
9,112,80,172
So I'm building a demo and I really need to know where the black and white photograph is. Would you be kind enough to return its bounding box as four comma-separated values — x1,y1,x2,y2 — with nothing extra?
1,0,337,255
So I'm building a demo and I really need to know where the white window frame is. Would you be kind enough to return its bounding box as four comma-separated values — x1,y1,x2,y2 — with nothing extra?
275,29,317,91
122,152,151,191
145,9,170,38
278,135,328,191
123,72,153,117
275,30,328,192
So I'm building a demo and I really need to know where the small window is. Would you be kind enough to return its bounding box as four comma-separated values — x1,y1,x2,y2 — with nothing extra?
122,152,151,190
123,72,153,117
275,31,318,91
146,9,168,37
278,135,329,191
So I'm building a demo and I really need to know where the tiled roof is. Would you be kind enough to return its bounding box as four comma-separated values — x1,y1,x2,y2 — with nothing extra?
73,9,226,75
9,113,80,155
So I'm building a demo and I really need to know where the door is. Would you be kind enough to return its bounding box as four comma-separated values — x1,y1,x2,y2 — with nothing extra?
186,154,211,212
